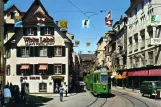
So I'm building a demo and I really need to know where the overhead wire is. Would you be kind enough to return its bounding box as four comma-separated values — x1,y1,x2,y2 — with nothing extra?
67,0,102,39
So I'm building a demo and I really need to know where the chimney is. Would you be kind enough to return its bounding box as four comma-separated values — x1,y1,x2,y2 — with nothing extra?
55,21,59,26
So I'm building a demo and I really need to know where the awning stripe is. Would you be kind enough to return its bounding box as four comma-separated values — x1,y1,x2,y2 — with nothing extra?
128,72,134,76
122,72,127,76
134,70,149,76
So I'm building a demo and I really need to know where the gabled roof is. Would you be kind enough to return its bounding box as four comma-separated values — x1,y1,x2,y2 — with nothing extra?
24,11,53,23
22,0,53,21
4,4,22,15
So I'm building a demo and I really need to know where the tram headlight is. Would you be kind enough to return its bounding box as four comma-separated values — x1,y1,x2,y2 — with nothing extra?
103,86,106,89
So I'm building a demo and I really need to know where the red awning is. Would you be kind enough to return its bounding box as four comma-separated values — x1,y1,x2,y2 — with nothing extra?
149,69,161,76
122,72,127,76
134,70,149,76
20,65,29,70
128,72,134,76
39,65,47,70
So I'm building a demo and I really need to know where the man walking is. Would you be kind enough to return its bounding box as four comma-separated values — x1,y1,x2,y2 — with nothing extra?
59,85,64,102
3,85,11,107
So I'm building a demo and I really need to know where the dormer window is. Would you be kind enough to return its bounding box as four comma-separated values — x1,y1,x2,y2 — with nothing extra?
44,27,51,35
27,28,34,35
11,12,15,19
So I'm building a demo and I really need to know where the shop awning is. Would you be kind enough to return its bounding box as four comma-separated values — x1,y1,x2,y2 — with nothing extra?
52,76,64,80
128,72,134,76
20,65,29,70
114,74,122,79
149,69,161,76
134,70,149,76
122,72,127,79
39,65,47,70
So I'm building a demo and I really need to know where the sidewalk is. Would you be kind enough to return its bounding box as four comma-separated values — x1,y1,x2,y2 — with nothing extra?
112,86,140,94
30,93,77,97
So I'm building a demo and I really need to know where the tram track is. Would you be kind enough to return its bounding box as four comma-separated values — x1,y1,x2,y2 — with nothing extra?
86,96,107,107
112,90,151,107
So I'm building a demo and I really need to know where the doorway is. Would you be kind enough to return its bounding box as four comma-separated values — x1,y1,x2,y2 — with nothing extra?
54,79,61,93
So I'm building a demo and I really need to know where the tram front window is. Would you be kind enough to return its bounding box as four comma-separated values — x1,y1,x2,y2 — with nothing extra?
101,75,108,82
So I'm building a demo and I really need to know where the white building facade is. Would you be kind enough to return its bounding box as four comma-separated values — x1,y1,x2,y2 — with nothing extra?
126,0,161,68
4,0,73,93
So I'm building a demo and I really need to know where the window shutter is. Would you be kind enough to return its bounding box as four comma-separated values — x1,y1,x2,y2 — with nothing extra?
51,27,54,35
34,46,39,57
62,46,66,57
30,47,34,57
29,64,33,75
34,27,37,35
48,64,53,75
53,65,55,75
40,27,44,36
16,47,21,57
16,64,21,75
47,46,54,57
23,28,27,36
35,64,39,75
9,49,11,58
53,47,55,57
62,64,66,75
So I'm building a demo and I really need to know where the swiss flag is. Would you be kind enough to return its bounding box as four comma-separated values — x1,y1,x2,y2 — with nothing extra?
105,20,113,26
37,17,45,26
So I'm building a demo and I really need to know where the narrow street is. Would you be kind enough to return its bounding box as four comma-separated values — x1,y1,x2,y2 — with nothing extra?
30,84,161,107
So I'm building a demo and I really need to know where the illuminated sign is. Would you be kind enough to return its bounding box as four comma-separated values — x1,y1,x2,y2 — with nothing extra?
23,37,55,46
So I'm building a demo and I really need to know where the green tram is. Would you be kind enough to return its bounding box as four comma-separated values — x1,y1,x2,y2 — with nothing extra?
84,68,111,95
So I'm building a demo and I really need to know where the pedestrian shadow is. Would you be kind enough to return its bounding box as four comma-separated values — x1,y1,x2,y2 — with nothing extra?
62,100,68,102
27,95,53,107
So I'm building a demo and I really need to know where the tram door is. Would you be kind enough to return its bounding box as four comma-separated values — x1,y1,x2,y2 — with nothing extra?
108,76,111,93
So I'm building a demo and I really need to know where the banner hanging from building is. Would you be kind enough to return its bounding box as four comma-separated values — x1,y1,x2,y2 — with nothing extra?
60,20,68,29
14,16,22,27
82,20,90,28
86,42,90,46
151,15,161,27
37,17,45,26
75,40,80,45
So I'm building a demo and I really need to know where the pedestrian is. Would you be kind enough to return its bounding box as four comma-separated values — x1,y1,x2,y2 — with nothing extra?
55,83,59,93
24,84,29,104
9,83,13,101
21,84,25,102
59,85,64,102
3,85,11,107
64,85,68,97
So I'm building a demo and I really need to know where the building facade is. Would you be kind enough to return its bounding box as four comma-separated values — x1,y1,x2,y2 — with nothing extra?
4,0,73,93
96,37,106,67
125,0,161,88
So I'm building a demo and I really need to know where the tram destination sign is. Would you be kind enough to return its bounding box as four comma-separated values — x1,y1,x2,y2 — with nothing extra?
23,37,55,46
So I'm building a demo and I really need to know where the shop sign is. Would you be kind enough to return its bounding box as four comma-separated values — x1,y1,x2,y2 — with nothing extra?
41,76,49,80
23,37,55,46
20,77,28,80
30,76,40,80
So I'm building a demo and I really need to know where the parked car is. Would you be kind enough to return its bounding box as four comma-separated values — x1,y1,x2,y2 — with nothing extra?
140,81,161,98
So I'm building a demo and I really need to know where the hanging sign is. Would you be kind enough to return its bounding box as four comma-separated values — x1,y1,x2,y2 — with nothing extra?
23,37,55,46
60,20,68,29
14,16,23,27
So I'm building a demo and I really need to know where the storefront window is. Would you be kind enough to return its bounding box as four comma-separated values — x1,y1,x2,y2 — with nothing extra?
55,47,62,56
39,83,47,92
39,47,47,56
54,65,62,74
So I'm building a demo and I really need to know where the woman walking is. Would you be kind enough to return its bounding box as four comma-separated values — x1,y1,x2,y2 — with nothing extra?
59,85,64,102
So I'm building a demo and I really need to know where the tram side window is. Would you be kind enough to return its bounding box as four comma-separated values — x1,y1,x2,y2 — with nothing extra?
94,75,97,83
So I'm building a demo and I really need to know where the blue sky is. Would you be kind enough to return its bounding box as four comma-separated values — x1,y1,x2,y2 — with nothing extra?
5,0,130,54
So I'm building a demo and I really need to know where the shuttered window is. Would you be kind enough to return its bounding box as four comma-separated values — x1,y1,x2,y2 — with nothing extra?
39,47,47,57
27,28,34,35
54,47,62,56
21,47,30,57
39,83,47,92
54,65,62,74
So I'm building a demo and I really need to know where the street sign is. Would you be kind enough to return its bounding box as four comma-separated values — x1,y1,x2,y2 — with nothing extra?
151,38,161,45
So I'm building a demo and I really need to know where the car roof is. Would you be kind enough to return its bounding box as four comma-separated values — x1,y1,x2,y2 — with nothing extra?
142,81,161,83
